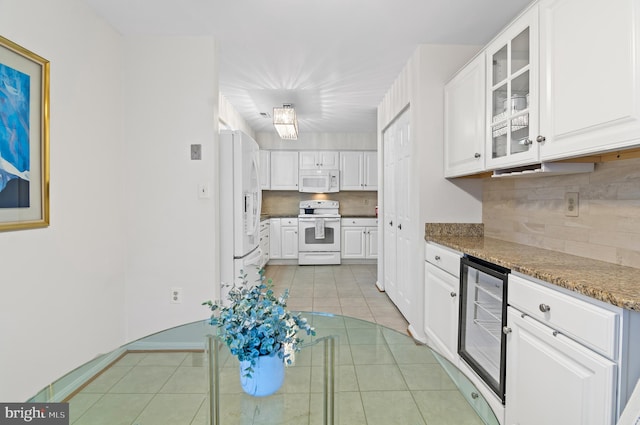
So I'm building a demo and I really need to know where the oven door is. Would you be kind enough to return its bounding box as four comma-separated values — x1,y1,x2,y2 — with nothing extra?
298,217,340,252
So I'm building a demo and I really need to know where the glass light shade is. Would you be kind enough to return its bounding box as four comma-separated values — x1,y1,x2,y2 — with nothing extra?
273,106,299,140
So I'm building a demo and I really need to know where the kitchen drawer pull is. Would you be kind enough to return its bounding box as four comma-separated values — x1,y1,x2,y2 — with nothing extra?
539,303,551,313
434,255,441,261
471,392,479,399
450,292,457,298
474,152,481,158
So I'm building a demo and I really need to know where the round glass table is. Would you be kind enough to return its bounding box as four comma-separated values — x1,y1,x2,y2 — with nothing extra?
30,313,498,425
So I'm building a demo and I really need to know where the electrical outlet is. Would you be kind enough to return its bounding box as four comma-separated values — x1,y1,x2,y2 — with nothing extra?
171,287,183,304
565,192,579,217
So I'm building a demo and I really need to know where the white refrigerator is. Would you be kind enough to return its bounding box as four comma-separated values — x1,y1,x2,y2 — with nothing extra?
219,130,262,303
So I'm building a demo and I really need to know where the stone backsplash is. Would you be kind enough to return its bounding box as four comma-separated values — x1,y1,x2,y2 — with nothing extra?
483,157,640,268
262,191,378,217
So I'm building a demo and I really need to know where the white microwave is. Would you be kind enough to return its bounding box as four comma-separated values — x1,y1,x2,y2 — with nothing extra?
299,169,339,193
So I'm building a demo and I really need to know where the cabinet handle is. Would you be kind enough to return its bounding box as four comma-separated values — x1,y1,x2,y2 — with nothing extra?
434,255,441,261
471,392,479,400
450,292,457,298
539,303,551,313
398,223,402,230
474,152,481,158
502,326,512,335
536,135,546,143
523,139,533,145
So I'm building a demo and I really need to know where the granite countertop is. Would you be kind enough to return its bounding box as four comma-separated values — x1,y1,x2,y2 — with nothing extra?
425,224,640,311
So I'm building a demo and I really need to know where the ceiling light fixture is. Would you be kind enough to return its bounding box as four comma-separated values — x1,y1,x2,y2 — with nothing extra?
273,104,299,140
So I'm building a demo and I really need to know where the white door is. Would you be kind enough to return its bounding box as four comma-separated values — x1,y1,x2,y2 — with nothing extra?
383,121,397,302
505,307,617,425
270,151,299,190
363,151,378,190
394,110,412,316
280,225,298,259
365,227,378,259
339,151,363,190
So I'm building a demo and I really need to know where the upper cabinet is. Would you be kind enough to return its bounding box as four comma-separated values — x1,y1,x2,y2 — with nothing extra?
444,0,640,177
269,151,299,190
444,54,486,177
340,151,378,190
537,0,640,160
485,6,539,170
299,151,339,170
259,150,270,190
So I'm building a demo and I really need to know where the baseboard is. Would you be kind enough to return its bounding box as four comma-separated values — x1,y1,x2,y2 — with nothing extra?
407,324,427,344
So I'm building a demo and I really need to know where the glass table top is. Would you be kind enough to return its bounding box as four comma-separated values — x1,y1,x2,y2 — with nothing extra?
29,313,499,425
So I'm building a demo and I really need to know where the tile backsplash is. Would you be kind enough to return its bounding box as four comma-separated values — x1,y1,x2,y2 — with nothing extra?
262,191,378,217
483,157,640,268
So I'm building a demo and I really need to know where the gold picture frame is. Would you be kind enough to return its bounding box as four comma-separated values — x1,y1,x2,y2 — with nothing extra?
0,36,50,231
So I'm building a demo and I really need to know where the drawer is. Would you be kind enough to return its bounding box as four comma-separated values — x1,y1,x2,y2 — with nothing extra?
425,242,462,277
342,218,378,227
509,274,619,359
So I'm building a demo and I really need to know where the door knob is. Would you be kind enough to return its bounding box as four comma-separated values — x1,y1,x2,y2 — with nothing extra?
397,223,402,230
450,292,457,298
389,221,393,226
536,135,546,143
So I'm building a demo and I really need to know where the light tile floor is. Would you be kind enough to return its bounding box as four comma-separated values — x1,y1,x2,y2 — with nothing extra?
66,264,490,425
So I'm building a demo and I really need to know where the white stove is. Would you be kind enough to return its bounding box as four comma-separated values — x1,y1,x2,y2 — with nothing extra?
298,200,341,265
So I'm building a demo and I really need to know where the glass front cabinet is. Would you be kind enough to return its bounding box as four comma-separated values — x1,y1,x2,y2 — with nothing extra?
485,6,539,169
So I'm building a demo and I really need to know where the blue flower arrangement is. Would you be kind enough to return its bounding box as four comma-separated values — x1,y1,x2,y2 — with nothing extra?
203,270,315,376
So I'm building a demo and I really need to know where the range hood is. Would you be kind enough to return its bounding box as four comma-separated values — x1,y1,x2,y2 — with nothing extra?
491,162,594,178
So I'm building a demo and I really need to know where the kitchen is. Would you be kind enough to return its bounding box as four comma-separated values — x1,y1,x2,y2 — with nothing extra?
2,2,640,424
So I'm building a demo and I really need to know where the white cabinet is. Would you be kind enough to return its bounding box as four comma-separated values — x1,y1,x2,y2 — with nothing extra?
299,151,339,170
259,219,270,267
505,307,616,425
424,242,462,363
269,218,298,260
339,151,378,190
444,54,486,177
341,218,377,260
537,0,640,160
505,274,620,425
269,151,298,190
280,218,298,259
259,150,270,190
485,5,539,170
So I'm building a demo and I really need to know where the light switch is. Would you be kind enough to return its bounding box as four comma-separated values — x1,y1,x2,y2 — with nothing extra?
191,144,202,160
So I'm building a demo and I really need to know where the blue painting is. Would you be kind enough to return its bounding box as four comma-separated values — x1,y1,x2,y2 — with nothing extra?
0,62,30,208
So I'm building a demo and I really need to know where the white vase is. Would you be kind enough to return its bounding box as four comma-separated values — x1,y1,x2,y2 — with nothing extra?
239,353,285,397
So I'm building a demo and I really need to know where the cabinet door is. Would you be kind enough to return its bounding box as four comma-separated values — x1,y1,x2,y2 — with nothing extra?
365,227,378,259
362,151,378,190
259,150,270,189
424,263,459,362
280,225,298,259
269,219,281,259
538,0,640,160
485,6,540,169
341,226,366,259
270,151,299,190
505,307,616,425
339,152,363,190
444,54,486,177
299,152,317,170
318,151,339,169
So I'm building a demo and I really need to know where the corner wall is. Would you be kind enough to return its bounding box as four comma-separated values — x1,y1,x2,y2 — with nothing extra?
0,0,127,400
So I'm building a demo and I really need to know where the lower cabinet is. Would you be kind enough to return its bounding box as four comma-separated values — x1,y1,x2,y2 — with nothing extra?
504,306,616,425
269,218,298,260
424,262,459,362
341,218,377,260
259,220,270,268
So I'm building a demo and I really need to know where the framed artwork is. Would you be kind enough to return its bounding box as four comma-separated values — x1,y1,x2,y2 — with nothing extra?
0,36,50,231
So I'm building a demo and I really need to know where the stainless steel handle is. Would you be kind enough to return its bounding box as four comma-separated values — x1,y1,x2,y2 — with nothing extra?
536,135,546,143
474,152,481,158
503,326,512,335
523,139,533,145
539,303,551,313
434,255,441,261
450,292,457,298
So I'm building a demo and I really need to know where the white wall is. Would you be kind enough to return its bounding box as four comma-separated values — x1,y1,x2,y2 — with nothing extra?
377,44,482,341
122,36,218,342
0,0,127,401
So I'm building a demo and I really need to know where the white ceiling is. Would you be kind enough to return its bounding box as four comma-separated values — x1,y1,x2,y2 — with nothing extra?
84,0,532,134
